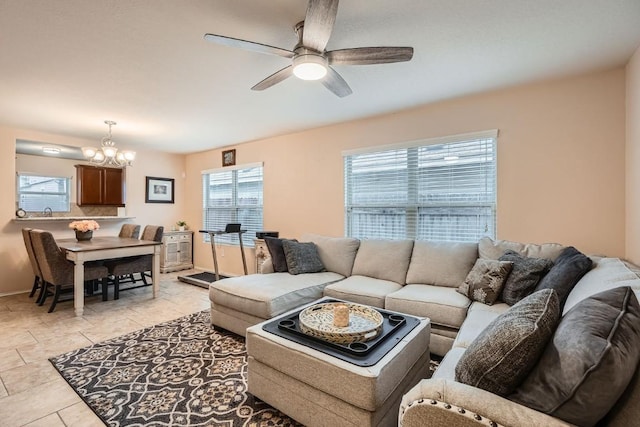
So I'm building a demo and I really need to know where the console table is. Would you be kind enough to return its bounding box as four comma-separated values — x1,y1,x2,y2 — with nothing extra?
160,230,193,273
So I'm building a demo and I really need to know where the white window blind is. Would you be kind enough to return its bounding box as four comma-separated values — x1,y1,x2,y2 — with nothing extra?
202,163,263,246
17,173,71,212
344,131,497,242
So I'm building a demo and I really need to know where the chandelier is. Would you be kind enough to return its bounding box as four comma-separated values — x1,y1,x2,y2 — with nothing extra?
81,120,136,167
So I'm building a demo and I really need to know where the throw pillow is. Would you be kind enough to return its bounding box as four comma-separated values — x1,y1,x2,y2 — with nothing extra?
534,246,592,310
457,259,514,305
498,250,554,305
509,287,640,427
455,289,560,396
264,237,297,272
282,240,325,275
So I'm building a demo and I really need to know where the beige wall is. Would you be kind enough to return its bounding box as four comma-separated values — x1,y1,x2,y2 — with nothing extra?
0,125,186,295
186,68,627,276
626,46,640,264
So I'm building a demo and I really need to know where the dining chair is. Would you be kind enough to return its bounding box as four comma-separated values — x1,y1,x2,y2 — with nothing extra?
104,225,164,300
119,223,141,239
29,229,110,313
22,228,44,300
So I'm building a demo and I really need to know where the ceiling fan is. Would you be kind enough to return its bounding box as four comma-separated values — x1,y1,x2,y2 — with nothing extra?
204,0,413,97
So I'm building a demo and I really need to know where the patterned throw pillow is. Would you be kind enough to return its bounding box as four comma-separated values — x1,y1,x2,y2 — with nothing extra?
282,240,325,275
457,259,514,305
498,250,554,305
455,289,560,396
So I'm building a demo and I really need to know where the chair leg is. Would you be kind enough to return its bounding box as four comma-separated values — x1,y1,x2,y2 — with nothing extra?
141,272,149,286
102,277,110,301
114,276,120,300
37,282,49,306
29,276,39,298
48,285,62,313
129,273,136,283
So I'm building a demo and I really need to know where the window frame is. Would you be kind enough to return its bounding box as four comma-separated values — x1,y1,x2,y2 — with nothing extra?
201,162,264,247
343,130,498,242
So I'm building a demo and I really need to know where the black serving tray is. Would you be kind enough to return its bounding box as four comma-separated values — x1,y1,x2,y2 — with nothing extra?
262,299,421,367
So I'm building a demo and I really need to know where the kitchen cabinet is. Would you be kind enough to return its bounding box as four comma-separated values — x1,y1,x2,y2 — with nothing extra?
75,165,125,206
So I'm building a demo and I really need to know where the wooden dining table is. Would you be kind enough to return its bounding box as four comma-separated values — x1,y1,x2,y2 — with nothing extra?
56,236,162,316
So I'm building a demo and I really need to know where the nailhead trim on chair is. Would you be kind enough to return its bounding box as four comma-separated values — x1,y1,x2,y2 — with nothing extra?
400,398,503,427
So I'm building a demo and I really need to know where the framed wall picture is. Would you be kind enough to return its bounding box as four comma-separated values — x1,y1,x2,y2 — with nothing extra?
145,176,175,203
222,149,236,167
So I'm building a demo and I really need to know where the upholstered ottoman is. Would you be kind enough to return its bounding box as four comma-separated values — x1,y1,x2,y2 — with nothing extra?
246,299,431,427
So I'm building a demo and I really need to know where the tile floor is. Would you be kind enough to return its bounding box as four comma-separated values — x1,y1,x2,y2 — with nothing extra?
0,270,210,427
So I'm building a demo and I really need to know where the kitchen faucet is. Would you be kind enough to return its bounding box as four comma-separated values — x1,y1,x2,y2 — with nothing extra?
43,207,52,217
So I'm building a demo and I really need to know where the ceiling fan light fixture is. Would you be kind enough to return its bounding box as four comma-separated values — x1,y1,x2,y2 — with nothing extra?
292,54,327,80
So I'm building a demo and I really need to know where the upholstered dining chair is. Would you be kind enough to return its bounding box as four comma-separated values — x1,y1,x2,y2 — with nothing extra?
119,223,141,239
29,229,110,313
21,228,44,299
104,225,164,300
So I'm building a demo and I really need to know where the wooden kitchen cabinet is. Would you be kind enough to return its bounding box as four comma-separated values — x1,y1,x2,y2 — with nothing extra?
75,165,125,206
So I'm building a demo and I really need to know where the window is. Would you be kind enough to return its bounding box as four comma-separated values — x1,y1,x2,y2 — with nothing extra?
202,163,263,246
17,173,71,212
344,130,497,242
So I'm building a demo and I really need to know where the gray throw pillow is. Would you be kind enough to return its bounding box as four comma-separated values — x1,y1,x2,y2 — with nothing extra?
534,246,592,310
264,237,297,272
282,240,325,275
457,259,514,305
498,250,554,305
455,289,560,396
509,287,640,427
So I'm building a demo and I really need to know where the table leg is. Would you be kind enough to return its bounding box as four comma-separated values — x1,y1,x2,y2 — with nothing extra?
152,245,161,298
73,260,85,317
238,232,248,275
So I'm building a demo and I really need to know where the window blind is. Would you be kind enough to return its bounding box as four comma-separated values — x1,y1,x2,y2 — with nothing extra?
344,131,497,242
17,173,71,212
201,163,263,246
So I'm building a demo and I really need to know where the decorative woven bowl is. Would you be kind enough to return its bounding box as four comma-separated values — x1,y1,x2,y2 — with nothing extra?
299,302,384,344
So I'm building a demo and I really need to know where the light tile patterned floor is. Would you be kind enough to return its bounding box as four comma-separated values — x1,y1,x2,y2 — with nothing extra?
0,270,210,427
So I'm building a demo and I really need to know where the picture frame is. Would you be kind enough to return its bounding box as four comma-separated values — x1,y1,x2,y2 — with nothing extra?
145,176,175,203
222,149,236,167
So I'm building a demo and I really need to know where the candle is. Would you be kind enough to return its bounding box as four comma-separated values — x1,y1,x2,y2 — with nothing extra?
333,304,349,327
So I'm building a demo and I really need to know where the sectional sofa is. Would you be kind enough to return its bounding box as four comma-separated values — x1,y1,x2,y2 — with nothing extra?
208,234,640,426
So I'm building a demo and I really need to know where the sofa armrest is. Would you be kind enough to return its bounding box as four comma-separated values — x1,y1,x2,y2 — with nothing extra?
259,256,275,274
399,378,575,427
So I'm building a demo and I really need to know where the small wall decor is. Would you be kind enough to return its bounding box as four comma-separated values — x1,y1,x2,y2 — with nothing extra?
222,149,236,167
145,176,175,203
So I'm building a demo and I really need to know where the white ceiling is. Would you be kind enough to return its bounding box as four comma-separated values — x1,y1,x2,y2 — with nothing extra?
1,0,639,154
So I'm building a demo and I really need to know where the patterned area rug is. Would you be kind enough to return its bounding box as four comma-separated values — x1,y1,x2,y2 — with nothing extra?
50,310,439,427
50,311,301,426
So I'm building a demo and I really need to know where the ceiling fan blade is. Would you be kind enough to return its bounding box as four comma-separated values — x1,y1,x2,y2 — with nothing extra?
251,65,294,91
322,66,352,97
204,33,294,58
327,47,414,65
302,0,339,52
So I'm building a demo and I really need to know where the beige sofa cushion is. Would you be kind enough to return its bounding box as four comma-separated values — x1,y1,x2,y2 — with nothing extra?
563,257,640,315
210,272,343,319
302,233,360,277
453,301,509,349
324,275,402,308
351,239,414,284
479,237,565,261
406,241,478,288
385,284,471,329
